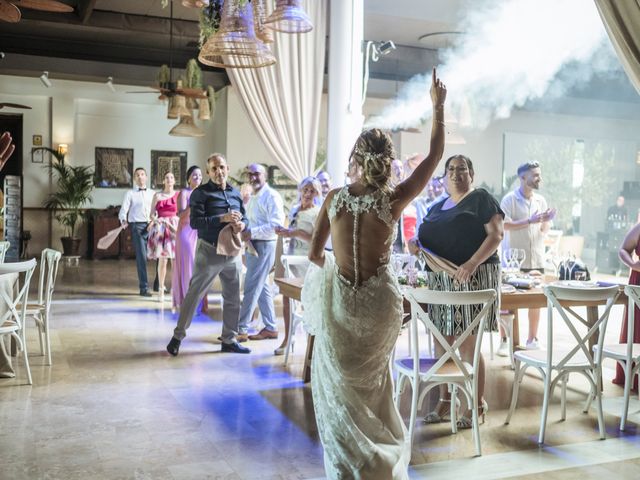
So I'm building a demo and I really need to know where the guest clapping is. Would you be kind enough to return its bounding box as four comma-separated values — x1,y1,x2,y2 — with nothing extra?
417,155,504,427
274,176,322,355
147,172,179,303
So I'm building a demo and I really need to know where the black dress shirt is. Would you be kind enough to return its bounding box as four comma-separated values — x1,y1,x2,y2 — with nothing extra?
189,180,248,245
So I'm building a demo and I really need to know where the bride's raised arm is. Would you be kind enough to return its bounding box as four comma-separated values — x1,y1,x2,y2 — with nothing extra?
392,68,447,214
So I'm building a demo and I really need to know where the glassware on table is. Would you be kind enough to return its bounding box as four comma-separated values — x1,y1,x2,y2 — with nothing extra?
515,249,526,271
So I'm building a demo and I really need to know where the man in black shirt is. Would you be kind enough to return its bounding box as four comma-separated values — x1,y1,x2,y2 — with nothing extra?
167,154,250,355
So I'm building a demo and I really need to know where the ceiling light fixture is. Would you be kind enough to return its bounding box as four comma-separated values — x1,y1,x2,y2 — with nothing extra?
40,71,52,88
106,76,116,93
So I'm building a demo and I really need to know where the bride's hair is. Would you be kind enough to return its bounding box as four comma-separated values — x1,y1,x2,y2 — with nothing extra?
350,128,396,193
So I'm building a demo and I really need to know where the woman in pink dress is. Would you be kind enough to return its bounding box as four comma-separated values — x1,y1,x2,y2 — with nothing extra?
147,172,179,302
172,166,208,313
613,221,640,390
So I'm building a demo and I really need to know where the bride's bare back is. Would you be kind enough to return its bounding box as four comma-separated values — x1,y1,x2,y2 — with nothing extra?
328,186,396,285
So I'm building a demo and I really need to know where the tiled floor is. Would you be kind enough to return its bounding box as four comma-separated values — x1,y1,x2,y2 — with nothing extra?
1,259,639,479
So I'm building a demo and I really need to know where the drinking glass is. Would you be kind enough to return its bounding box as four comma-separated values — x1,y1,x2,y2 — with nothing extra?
516,249,526,271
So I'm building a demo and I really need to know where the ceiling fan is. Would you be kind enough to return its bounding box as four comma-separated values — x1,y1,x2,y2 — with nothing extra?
0,0,73,23
0,102,32,110
128,0,206,101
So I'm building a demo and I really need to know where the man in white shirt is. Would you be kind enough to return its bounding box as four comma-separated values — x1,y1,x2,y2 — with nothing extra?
239,163,285,340
119,167,155,296
500,161,556,351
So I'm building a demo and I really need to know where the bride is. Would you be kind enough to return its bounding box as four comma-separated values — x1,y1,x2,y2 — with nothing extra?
302,68,447,479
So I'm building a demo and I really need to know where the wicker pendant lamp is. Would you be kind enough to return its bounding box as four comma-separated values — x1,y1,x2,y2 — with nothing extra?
253,0,273,44
264,0,313,33
169,115,205,137
168,95,191,119
198,97,211,120
198,0,276,69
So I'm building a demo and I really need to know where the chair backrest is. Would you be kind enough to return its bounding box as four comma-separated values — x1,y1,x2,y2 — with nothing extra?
0,259,38,330
623,285,640,359
404,287,497,382
37,249,62,306
0,241,10,263
280,255,310,279
543,285,620,370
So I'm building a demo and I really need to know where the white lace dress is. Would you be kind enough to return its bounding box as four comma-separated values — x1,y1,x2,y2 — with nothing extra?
302,187,410,480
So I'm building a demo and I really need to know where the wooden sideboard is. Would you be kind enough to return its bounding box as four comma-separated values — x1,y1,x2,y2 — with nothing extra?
87,207,135,259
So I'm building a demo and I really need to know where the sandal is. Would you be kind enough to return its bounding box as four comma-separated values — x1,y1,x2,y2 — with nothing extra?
457,399,488,429
424,397,460,424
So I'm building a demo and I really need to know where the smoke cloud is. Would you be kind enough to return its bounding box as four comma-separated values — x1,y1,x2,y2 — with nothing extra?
367,0,619,130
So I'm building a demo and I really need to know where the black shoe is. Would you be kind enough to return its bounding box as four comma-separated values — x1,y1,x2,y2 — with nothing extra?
166,337,181,356
140,290,152,297
221,342,251,354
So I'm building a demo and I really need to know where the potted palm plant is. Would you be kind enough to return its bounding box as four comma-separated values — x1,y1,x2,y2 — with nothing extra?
43,161,94,256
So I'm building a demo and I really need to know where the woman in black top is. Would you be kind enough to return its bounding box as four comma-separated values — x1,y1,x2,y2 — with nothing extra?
417,154,504,427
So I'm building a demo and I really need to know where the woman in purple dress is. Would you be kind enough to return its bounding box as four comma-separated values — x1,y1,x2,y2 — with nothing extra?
172,166,207,313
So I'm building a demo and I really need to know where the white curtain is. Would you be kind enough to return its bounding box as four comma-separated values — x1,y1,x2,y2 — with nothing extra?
227,0,327,183
594,0,640,94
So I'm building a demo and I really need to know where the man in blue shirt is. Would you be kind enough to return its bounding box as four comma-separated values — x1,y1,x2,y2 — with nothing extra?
167,154,250,355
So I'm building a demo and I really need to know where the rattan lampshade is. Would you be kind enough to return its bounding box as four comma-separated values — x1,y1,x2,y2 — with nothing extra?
198,0,276,69
253,0,274,44
264,0,313,33
168,95,191,119
169,115,205,137
198,97,211,120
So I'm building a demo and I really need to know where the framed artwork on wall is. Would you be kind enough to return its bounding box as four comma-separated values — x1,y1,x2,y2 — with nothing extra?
151,150,187,189
94,147,134,188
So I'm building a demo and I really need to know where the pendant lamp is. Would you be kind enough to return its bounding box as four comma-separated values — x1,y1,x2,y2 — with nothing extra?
169,116,205,137
264,0,313,33
198,0,276,69
253,0,274,44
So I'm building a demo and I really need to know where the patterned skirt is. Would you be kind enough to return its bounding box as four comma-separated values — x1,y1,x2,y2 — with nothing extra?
147,216,179,260
426,262,501,335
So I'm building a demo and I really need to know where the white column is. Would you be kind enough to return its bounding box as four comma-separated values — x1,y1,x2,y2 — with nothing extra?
326,0,364,186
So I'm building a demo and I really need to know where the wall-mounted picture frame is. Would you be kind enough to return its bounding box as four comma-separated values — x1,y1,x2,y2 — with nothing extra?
30,147,45,163
32,135,42,146
94,147,134,188
151,150,187,189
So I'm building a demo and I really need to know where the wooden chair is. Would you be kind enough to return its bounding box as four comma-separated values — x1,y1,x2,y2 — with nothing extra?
394,287,497,456
280,255,310,366
0,259,38,384
505,284,620,444
25,249,62,366
593,285,640,431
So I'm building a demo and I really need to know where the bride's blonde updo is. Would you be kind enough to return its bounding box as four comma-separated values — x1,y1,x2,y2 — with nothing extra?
350,128,396,193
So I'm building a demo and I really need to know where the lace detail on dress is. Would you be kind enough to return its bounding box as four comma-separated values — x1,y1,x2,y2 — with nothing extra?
327,187,396,288
328,187,393,226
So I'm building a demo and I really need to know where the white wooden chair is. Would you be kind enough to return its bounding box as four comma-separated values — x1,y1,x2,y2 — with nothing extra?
394,287,497,456
593,285,640,431
0,241,10,263
0,259,38,384
25,249,62,366
505,284,620,444
280,255,310,366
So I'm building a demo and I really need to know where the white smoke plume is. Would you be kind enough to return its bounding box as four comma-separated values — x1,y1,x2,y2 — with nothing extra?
367,0,619,130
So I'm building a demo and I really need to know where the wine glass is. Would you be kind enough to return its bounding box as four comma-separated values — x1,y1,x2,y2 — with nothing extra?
515,249,526,271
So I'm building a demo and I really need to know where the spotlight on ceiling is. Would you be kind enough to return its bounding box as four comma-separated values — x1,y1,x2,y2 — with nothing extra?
377,40,396,56
40,71,52,88
106,76,116,93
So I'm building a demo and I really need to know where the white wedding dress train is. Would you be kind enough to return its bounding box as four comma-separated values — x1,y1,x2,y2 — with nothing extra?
302,187,410,479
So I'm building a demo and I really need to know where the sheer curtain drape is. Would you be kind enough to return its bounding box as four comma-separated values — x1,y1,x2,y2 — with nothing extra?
594,0,640,93
227,0,327,182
